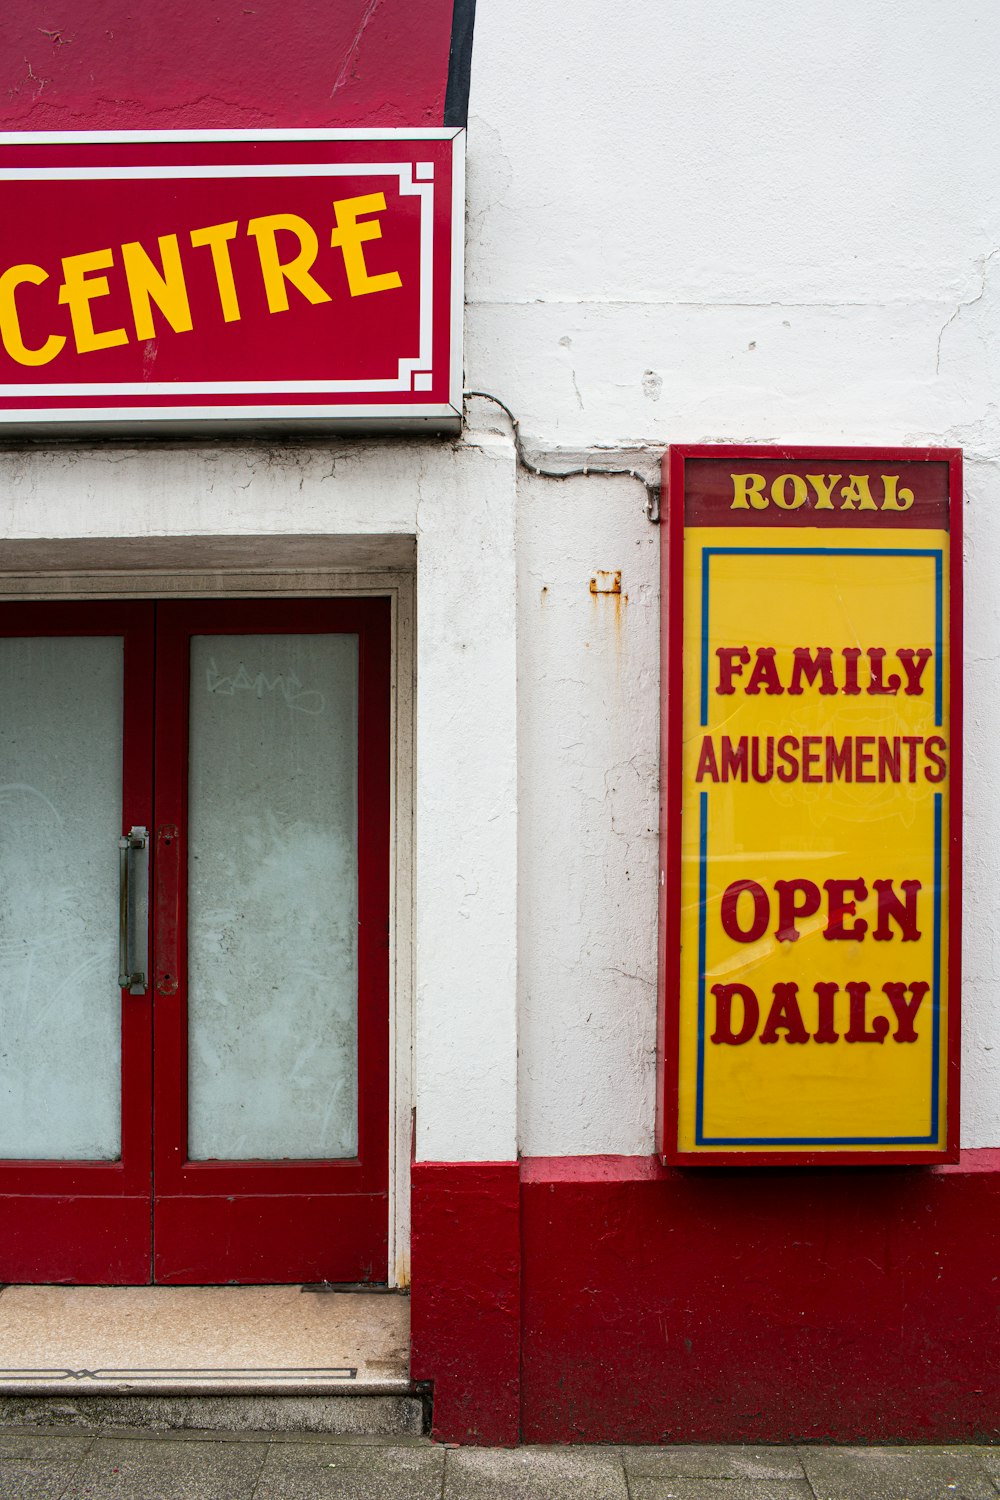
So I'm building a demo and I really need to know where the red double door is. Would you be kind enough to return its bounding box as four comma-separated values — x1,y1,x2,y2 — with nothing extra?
0,598,390,1284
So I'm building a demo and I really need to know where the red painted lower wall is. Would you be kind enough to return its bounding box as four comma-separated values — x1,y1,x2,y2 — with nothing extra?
410,1160,520,1445
411,1152,1000,1445
520,1152,1000,1444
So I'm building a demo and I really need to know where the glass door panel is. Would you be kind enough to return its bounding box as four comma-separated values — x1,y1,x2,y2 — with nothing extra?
0,637,124,1160
186,633,360,1161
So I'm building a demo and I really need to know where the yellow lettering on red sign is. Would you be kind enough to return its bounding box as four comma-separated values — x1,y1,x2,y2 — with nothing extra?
57,248,128,354
247,213,332,314
189,221,242,323
330,193,404,297
0,197,403,365
0,264,66,366
731,472,915,513
121,234,194,341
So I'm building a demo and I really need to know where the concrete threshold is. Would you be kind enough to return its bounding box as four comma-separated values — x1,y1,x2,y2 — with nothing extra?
0,1285,424,1434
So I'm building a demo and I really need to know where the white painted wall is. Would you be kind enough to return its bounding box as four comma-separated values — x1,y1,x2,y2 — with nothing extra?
0,430,520,1174
465,0,1000,1150
1,0,996,1171
515,464,659,1156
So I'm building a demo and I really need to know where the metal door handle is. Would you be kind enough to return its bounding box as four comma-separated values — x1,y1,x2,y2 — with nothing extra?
118,826,149,994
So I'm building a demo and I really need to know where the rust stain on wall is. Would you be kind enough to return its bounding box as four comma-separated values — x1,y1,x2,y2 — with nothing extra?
589,569,627,637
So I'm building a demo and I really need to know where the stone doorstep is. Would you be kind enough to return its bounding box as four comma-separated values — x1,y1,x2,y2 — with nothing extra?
0,1391,429,1436
0,1285,424,1432
0,1374,415,1397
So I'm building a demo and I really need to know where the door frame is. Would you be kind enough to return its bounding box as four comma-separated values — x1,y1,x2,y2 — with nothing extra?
0,543,415,1287
0,601,155,1284
154,595,391,1284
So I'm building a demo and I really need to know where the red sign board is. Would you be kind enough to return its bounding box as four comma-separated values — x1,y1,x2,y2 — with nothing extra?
0,130,464,433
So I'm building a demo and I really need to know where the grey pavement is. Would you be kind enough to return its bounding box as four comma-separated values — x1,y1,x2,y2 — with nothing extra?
2,1431,1000,1499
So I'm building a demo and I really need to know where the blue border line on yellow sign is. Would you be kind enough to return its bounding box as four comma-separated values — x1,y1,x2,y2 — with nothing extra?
695,790,709,1147
693,543,944,1148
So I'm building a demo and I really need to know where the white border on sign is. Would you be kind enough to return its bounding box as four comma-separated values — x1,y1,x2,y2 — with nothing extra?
0,130,460,142
0,165,432,395
0,403,459,422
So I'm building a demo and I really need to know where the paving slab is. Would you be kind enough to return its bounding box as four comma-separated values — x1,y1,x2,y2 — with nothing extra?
0,1432,93,1500
629,1482,813,1500
625,1445,806,1480
60,1434,267,1499
974,1451,1000,1484
443,1444,628,1500
799,1444,1000,1500
1,1431,999,1500
0,1430,94,1461
256,1438,446,1499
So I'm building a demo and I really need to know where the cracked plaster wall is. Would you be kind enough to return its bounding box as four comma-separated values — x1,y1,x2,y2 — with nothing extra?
465,0,1000,1151
1,2,998,1160
0,432,520,1166
514,462,659,1156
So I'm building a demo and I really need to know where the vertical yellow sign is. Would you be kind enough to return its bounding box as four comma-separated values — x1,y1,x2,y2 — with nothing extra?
662,450,960,1164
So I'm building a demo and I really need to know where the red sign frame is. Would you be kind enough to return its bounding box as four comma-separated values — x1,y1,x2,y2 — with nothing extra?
658,445,963,1167
0,129,464,434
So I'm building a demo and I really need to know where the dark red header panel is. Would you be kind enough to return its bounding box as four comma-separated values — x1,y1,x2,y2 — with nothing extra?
684,454,950,529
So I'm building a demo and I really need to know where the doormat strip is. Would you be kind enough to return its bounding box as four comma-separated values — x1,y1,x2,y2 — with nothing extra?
0,1366,357,1383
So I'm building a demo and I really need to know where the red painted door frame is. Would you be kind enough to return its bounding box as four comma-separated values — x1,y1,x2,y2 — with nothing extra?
152,598,391,1284
0,597,390,1285
0,601,154,1284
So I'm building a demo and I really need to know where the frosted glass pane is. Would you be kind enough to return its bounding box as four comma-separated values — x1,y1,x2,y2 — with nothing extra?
0,637,123,1160
187,634,359,1160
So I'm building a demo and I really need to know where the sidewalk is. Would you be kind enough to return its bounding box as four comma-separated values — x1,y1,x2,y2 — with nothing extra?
2,1430,999,1499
